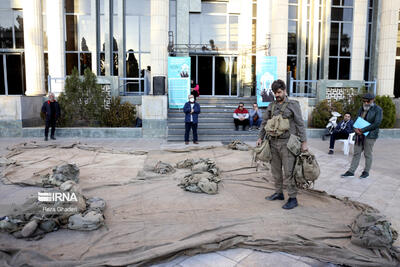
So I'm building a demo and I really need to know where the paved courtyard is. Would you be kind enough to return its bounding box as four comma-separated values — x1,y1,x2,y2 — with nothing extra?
0,137,399,266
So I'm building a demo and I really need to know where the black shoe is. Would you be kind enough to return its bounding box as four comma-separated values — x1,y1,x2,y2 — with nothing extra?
44,137,48,141
282,198,298,209
266,193,284,201
50,136,56,140
341,171,354,178
360,171,369,179
235,127,239,131
328,150,334,155
242,127,246,131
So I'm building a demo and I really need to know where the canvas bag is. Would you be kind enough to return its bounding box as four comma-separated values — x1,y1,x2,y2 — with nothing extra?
265,102,290,137
293,150,320,189
253,139,272,163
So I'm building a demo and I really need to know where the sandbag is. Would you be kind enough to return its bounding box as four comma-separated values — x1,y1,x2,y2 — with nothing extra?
68,211,104,231
351,211,398,249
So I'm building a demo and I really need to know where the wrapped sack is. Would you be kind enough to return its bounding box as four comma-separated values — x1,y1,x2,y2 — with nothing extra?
351,210,398,249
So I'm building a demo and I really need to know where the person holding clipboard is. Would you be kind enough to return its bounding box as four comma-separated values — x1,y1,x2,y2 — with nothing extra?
341,93,383,179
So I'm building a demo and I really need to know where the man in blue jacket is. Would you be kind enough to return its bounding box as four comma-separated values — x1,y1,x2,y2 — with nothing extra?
341,93,383,179
328,112,354,154
41,93,61,141
183,94,201,144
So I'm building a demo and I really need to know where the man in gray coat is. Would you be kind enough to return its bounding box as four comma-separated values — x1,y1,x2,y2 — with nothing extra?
341,93,383,179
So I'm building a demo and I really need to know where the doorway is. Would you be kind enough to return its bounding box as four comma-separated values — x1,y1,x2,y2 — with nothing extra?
190,55,238,96
0,53,25,95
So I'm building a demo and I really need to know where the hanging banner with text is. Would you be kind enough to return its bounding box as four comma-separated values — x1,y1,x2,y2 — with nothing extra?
168,57,191,109
256,56,277,107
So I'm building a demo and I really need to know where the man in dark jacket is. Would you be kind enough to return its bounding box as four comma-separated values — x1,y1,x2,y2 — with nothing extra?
183,94,201,144
328,112,354,154
341,93,382,179
41,93,61,141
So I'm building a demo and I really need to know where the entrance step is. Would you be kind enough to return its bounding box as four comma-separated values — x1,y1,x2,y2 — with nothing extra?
167,96,259,142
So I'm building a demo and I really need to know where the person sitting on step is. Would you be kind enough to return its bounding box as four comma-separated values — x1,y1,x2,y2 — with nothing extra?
233,102,249,131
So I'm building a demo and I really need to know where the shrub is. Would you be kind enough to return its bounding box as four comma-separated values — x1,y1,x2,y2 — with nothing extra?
101,97,136,127
311,99,344,128
58,68,107,126
375,95,396,128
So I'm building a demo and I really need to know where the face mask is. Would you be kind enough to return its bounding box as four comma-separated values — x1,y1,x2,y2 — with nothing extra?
189,98,194,103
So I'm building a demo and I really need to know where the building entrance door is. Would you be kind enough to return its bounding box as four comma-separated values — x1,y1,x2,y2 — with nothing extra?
191,54,238,96
0,53,25,95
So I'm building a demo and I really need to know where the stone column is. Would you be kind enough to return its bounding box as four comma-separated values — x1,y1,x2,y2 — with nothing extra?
270,0,288,81
117,0,125,79
238,0,252,95
46,0,65,94
321,0,332,80
376,0,400,96
309,0,320,81
150,0,169,94
104,0,112,76
23,0,45,96
91,0,98,74
351,0,367,80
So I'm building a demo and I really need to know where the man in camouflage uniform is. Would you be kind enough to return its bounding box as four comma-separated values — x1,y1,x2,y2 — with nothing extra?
256,79,308,209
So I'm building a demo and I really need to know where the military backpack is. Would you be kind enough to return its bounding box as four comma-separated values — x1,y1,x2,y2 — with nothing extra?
265,102,290,137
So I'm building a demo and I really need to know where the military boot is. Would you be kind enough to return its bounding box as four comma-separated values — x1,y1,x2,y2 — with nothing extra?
266,193,284,201
282,198,298,209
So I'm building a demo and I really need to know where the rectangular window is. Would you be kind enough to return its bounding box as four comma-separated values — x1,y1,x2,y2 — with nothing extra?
6,54,24,95
0,56,5,94
14,10,24,49
229,16,238,50
66,53,78,75
66,15,78,51
0,10,13,48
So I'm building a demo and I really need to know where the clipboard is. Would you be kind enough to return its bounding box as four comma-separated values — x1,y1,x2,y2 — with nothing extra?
353,117,370,136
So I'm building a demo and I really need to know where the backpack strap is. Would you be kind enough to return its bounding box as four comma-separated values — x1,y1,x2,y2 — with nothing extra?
280,102,289,115
270,101,289,118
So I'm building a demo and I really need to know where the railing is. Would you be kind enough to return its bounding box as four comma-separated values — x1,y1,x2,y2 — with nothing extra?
118,77,149,96
364,79,377,95
289,77,318,98
47,75,66,94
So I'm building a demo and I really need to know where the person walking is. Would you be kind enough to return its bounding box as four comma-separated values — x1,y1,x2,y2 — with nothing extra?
328,112,354,154
256,79,308,210
41,92,61,141
341,93,382,179
183,94,201,144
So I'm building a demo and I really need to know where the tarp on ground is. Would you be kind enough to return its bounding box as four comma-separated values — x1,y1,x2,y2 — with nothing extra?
0,143,399,267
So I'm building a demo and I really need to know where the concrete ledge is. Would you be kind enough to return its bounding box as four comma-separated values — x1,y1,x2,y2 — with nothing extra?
21,127,142,138
306,128,400,139
1,127,400,139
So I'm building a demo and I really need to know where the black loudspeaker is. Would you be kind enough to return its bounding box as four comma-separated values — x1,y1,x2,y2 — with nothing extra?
153,76,166,95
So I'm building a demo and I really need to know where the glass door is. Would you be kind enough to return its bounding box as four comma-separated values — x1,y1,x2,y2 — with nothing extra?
191,54,238,96
0,53,25,95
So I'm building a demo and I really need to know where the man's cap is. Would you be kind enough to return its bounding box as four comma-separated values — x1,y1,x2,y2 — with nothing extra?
362,93,375,100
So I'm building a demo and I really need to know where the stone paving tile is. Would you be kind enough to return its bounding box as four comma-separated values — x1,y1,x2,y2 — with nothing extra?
178,252,237,267
236,251,311,267
216,248,253,263
150,255,189,267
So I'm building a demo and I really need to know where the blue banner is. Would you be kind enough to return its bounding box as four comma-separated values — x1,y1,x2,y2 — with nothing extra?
168,57,191,109
256,56,277,107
